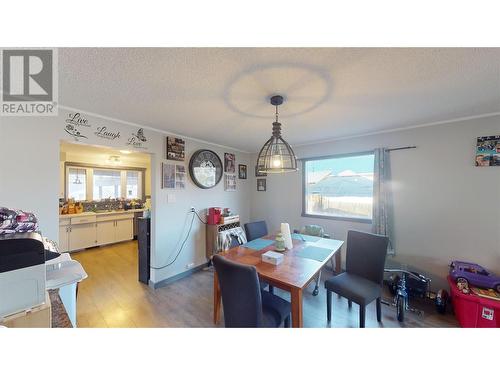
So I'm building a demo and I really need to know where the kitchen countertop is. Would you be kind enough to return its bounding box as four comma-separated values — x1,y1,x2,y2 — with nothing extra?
49,290,72,328
60,208,145,219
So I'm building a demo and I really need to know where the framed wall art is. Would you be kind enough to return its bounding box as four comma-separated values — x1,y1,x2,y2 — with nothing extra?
476,135,500,166
166,136,185,161
238,164,247,179
224,174,236,192
175,164,186,189
162,163,176,189
162,163,186,189
224,153,235,173
257,178,266,192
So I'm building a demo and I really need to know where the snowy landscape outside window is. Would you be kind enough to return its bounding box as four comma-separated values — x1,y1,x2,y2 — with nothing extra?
303,153,375,222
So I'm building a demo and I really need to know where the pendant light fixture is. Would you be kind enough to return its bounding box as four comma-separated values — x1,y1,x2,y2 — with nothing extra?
73,169,82,185
256,95,298,173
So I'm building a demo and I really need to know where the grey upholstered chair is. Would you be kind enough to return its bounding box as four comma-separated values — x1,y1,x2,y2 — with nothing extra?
324,230,388,328
230,233,274,294
244,221,268,241
213,255,290,328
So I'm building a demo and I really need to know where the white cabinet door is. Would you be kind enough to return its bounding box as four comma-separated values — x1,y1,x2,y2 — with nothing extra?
69,223,97,251
59,226,69,252
115,219,133,243
96,221,116,246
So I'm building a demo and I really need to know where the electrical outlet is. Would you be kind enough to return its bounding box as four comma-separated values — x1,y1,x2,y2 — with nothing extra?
186,262,195,269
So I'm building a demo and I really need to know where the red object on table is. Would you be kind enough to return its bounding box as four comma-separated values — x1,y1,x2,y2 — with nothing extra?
448,276,500,328
207,207,222,225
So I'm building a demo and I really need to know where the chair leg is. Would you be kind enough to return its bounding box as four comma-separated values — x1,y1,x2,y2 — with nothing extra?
376,297,382,322
348,300,352,309
284,314,290,328
326,290,332,322
269,285,274,294
359,305,366,328
313,270,321,296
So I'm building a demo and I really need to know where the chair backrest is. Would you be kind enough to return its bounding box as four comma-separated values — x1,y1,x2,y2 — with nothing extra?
244,221,268,241
346,230,388,285
212,255,263,327
302,225,325,237
229,234,240,248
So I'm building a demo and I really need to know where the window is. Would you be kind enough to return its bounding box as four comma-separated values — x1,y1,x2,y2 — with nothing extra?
126,171,141,199
303,153,375,222
93,169,122,200
67,168,87,201
65,165,145,201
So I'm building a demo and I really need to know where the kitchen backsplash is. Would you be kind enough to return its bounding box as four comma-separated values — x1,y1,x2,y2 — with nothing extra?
60,198,144,213
83,199,144,212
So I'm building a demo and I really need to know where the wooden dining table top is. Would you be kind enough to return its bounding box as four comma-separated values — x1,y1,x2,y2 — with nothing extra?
218,235,344,289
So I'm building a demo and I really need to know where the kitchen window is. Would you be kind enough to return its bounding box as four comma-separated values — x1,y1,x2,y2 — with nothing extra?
93,169,122,200
126,170,141,199
302,152,375,222
65,164,145,201
67,168,87,201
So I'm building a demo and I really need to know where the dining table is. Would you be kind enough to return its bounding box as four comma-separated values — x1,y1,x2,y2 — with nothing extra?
213,234,344,328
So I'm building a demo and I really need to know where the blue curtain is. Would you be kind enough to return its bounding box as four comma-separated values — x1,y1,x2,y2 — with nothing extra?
372,148,394,255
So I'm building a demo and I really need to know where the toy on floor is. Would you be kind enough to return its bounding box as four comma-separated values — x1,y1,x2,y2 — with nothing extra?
449,261,500,293
384,269,446,322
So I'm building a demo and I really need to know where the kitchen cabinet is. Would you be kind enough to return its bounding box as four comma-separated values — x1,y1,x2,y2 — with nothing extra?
116,218,133,242
69,223,97,251
59,211,135,252
59,225,69,252
96,220,116,246
96,217,133,246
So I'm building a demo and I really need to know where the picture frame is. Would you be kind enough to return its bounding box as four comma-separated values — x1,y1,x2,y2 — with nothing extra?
257,178,266,192
255,165,267,177
224,174,236,192
476,135,500,167
162,163,186,189
224,153,235,173
175,164,186,190
166,136,185,161
162,163,176,189
238,164,247,179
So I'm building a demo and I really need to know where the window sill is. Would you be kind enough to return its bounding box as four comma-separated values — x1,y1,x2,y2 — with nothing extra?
301,212,372,224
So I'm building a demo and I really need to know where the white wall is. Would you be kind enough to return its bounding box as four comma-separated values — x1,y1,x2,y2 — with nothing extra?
2,110,499,289
250,115,500,289
0,109,251,284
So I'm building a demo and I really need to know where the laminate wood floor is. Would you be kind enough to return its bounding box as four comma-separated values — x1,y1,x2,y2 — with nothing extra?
71,240,459,328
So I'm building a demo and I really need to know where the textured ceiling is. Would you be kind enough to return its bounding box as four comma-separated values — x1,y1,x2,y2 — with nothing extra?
59,48,500,152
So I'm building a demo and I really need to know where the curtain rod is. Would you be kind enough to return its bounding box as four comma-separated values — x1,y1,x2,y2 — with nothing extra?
385,146,417,152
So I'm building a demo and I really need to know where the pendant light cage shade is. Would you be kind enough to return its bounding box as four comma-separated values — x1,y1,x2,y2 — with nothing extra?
256,122,298,173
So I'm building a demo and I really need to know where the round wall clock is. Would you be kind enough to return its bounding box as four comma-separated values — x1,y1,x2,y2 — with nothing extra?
189,149,223,189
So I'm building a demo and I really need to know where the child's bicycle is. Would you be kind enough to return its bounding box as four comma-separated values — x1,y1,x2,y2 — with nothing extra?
382,268,447,322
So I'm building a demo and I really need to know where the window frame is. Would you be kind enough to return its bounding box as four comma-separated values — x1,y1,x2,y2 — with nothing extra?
64,162,146,202
301,151,375,224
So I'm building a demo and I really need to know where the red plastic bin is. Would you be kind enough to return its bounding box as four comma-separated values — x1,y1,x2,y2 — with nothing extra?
448,276,500,328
